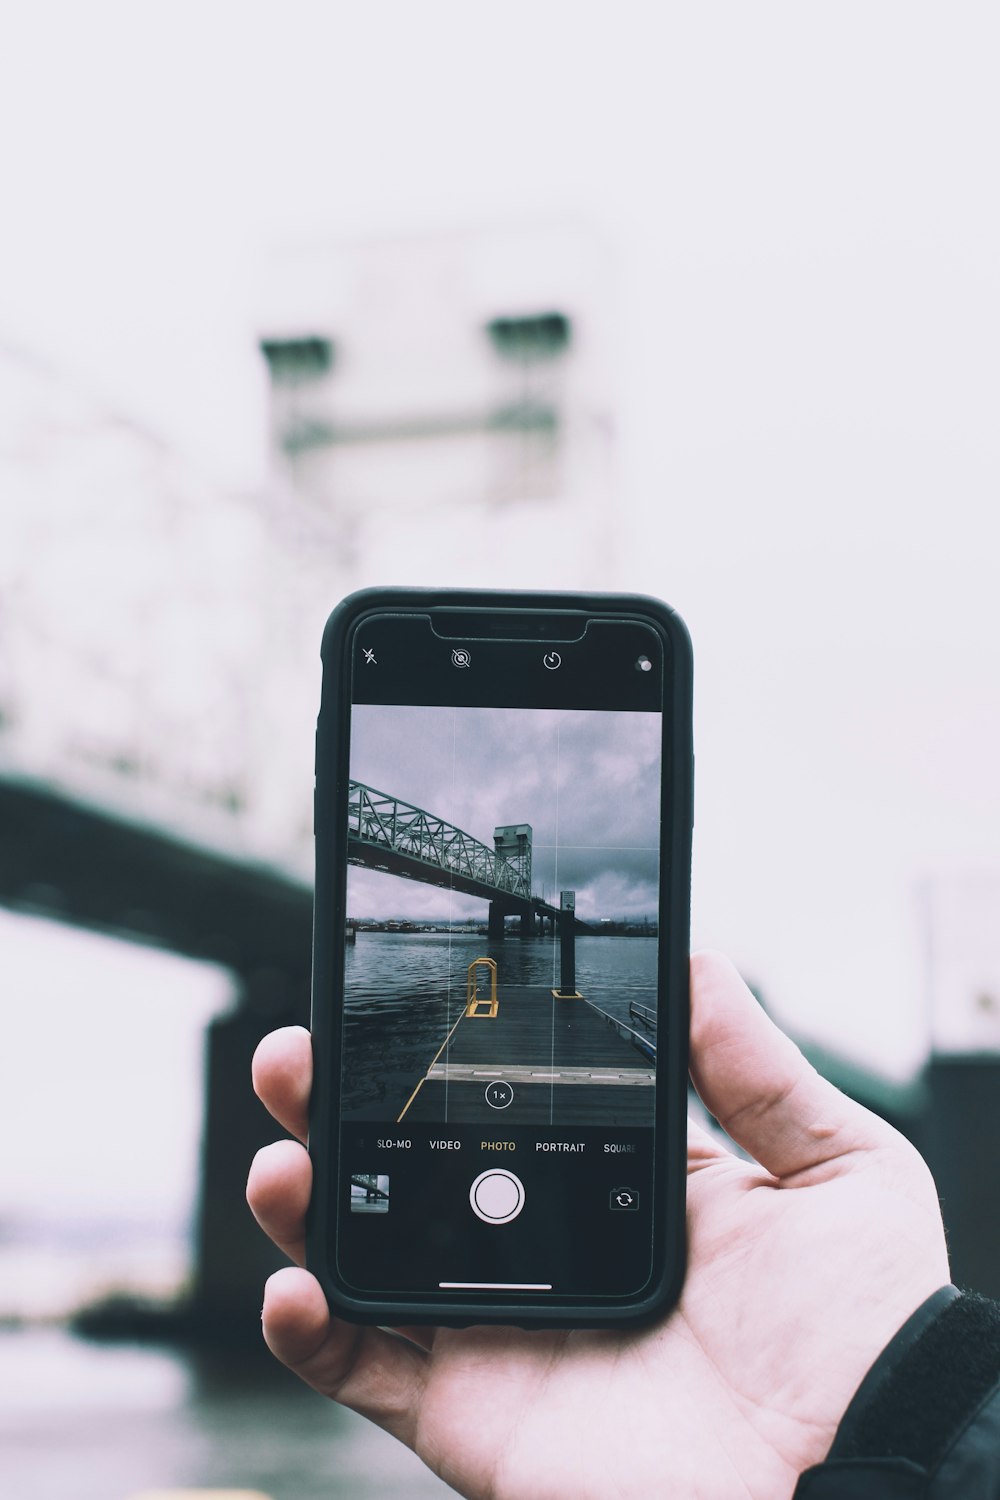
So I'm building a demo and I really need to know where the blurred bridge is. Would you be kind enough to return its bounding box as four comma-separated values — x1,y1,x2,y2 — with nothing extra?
3,765,1000,1333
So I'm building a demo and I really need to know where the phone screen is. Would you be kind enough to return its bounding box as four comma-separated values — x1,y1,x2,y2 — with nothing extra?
328,610,668,1306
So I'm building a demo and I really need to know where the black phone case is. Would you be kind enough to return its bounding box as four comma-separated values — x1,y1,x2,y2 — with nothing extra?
307,586,693,1327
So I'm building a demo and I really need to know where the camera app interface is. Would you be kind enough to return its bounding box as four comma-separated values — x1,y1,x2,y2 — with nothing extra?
334,616,665,1302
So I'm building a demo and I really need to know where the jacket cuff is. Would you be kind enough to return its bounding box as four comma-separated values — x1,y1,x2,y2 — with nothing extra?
793,1455,926,1499
794,1286,1000,1495
829,1285,959,1459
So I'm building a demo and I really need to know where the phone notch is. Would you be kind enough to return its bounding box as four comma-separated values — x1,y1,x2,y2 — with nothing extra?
429,609,589,644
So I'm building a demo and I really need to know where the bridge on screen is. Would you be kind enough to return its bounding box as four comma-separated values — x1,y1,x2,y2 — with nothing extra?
348,779,587,937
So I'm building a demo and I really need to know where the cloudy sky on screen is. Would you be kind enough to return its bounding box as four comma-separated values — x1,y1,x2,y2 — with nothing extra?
347,705,660,921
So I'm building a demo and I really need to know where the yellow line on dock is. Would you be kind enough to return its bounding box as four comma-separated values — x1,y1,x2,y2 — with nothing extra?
396,1007,468,1123
396,1077,425,1122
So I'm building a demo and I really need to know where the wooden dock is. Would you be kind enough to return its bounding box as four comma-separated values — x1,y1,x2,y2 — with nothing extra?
399,982,655,1126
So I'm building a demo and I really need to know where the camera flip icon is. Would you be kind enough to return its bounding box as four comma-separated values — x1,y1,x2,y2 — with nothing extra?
609,1186,639,1212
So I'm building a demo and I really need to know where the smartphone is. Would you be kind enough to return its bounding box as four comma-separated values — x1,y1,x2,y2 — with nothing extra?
307,588,692,1327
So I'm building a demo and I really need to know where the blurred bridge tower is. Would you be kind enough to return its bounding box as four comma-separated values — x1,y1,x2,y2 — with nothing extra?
258,224,617,594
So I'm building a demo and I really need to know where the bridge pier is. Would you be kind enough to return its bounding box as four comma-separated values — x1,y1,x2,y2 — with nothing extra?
0,777,317,1341
488,901,506,939
519,910,536,936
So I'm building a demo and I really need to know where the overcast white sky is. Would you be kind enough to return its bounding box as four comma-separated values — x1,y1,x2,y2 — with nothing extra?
2,2,1000,1261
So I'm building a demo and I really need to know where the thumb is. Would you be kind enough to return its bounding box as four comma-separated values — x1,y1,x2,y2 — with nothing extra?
688,951,895,1182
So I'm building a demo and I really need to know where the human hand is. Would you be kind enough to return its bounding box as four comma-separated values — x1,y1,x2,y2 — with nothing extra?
247,952,949,1500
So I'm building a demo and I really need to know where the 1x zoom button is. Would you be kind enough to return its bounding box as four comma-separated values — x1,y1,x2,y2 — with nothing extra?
470,1169,525,1225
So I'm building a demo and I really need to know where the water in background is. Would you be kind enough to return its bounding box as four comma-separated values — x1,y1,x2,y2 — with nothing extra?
0,1325,453,1500
342,931,657,1117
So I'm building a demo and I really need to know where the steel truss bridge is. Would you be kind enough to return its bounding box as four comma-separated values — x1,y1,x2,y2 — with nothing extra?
348,780,531,900
347,780,576,932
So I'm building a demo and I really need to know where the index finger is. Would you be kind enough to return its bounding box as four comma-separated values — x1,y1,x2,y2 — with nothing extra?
252,1025,312,1142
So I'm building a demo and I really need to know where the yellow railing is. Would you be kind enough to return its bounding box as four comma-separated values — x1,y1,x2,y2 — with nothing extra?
465,957,498,1018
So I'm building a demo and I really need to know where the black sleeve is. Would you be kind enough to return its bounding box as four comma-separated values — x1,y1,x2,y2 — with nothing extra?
793,1287,1000,1498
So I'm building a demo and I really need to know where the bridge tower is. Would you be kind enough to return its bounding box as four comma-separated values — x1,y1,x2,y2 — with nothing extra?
492,824,533,936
